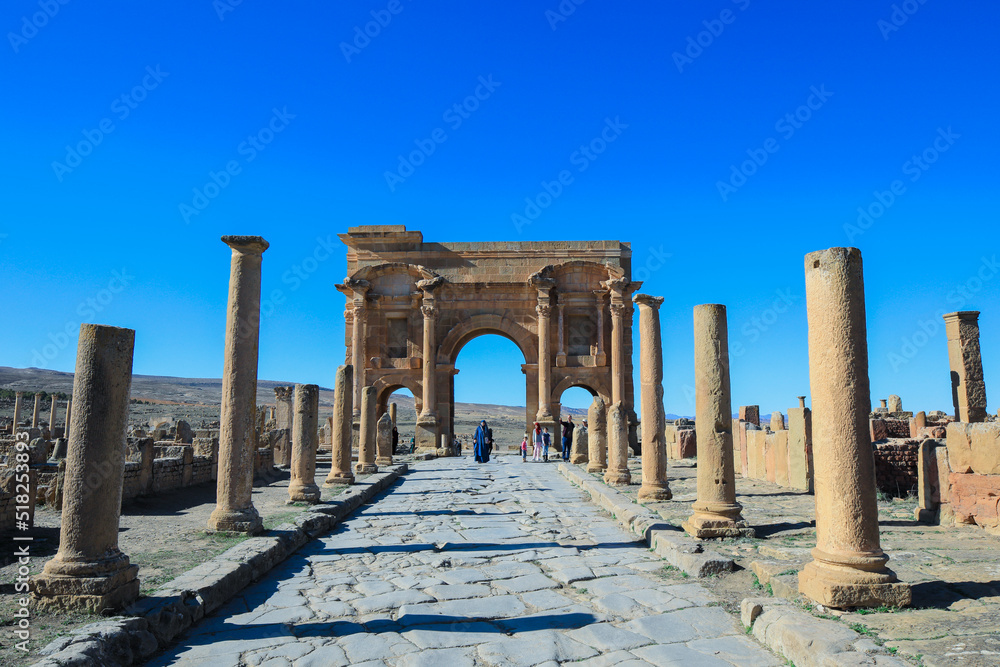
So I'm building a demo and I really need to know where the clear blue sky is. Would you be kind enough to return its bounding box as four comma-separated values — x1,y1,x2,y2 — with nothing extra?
1,1,997,415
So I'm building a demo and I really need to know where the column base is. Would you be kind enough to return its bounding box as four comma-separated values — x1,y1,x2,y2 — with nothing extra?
207,506,263,534
570,453,589,465
324,471,355,486
604,469,631,486
355,463,378,474
415,415,438,450
638,483,672,501
682,501,753,538
33,556,139,613
587,462,607,473
375,457,393,466
288,482,321,503
798,558,911,609
435,448,453,458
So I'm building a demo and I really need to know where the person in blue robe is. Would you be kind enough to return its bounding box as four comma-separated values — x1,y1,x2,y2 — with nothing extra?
474,420,492,463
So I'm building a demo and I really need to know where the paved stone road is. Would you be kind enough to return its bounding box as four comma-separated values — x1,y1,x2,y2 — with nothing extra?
150,457,780,667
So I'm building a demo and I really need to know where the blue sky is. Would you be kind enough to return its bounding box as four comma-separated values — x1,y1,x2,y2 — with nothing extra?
1,1,997,415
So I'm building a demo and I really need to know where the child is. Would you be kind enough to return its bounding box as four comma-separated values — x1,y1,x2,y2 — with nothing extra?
532,423,543,461
542,427,551,462
520,434,528,462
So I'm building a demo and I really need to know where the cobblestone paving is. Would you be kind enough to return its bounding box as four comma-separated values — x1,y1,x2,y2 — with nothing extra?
149,456,780,667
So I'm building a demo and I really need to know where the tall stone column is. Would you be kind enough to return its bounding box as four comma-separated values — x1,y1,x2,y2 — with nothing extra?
11,391,22,434
536,301,555,423
416,277,444,448
64,398,72,432
32,393,41,428
587,396,607,472
683,304,751,537
604,402,630,485
943,311,987,423
50,396,59,434
288,384,320,503
635,295,671,501
33,324,138,612
610,302,626,405
798,247,910,608
325,365,355,486
376,412,393,466
274,386,294,430
357,386,378,474
594,292,606,363
208,235,268,535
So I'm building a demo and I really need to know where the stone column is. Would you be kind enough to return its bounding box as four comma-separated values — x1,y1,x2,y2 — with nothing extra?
798,247,910,608
416,277,443,448
342,279,371,419
376,412,393,465
536,301,555,423
274,386,294,430
610,304,626,405
325,365,355,485
32,393,41,428
389,402,397,427
11,391,22,434
50,396,59,434
33,324,138,612
683,304,751,538
207,235,268,535
770,411,785,431
587,396,607,472
943,311,987,423
356,386,378,474
557,304,566,357
570,422,589,464
64,398,72,432
604,402,630,485
594,292,606,363
288,384,320,503
634,294,671,501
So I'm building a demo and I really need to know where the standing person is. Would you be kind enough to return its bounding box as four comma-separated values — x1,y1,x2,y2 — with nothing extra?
532,422,543,461
474,420,491,463
454,436,462,457
520,434,528,462
392,424,399,454
560,414,575,461
542,427,551,462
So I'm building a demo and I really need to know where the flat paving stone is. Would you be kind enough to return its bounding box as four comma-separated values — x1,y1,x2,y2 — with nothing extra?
152,456,778,666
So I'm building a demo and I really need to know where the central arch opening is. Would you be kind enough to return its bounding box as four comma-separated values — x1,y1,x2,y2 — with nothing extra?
452,333,528,453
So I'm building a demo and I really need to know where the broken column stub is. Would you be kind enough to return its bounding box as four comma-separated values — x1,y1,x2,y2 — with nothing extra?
683,304,752,538
798,247,911,609
32,324,139,613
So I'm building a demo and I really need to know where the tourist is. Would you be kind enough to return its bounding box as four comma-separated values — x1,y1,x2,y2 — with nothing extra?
520,434,528,462
560,414,575,461
474,420,492,463
532,422,543,461
409,437,416,455
454,436,462,456
542,427,551,462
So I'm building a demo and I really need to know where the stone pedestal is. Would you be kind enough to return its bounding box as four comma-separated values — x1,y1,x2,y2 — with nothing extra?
683,304,751,538
634,294,671,501
288,384,321,503
376,412,393,466
570,423,589,465
32,324,139,613
356,386,378,474
943,311,987,423
274,386,294,432
208,235,268,535
798,247,911,609
587,396,607,473
604,402,631,485
325,365,355,486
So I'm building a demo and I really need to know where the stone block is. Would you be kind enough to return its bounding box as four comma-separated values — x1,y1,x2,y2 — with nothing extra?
677,428,696,459
968,422,1000,475
773,431,789,487
949,472,1000,533
946,422,973,473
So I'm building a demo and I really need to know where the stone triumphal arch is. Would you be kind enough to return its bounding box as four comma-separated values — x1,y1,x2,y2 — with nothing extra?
337,226,640,451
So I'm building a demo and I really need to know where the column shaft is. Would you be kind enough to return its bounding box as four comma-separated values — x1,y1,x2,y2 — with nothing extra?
635,295,671,501
536,303,554,421
288,384,320,503
943,311,987,423
604,402,630,485
325,365,355,485
32,393,41,428
11,392,22,434
798,247,910,608
587,396,607,472
357,386,378,473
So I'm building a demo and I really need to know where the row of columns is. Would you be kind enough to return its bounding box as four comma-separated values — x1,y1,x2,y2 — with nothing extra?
7,392,72,434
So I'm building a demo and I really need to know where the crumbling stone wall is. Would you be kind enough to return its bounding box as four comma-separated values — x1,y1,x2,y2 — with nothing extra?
872,439,918,497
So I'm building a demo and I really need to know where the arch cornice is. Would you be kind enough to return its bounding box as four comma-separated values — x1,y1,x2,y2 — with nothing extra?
351,262,440,283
